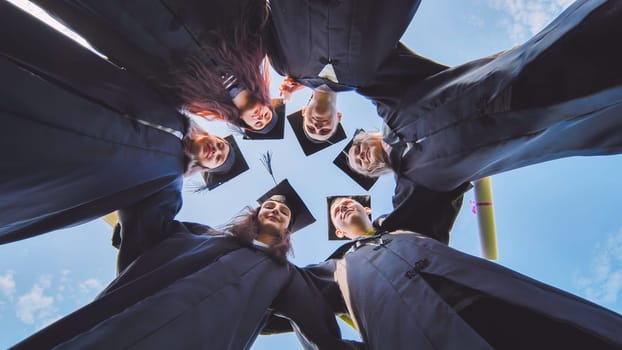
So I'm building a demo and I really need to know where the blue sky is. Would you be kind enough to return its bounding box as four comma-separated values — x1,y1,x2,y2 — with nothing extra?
1,0,621,348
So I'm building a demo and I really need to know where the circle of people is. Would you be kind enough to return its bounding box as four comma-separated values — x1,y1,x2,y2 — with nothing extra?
2,0,622,349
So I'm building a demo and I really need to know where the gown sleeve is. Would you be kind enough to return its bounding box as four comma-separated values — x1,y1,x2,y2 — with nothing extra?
268,264,362,349
116,177,183,272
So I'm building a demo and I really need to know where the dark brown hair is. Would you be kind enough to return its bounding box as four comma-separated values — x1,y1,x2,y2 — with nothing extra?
176,0,270,128
211,206,292,264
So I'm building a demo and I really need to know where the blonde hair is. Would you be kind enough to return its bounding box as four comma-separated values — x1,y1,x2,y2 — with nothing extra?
347,131,393,177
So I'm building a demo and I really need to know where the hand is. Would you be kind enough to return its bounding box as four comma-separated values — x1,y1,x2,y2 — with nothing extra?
279,76,304,102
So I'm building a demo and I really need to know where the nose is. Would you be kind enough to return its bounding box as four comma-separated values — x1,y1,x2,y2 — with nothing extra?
213,139,225,157
356,148,365,163
312,118,325,128
269,206,282,218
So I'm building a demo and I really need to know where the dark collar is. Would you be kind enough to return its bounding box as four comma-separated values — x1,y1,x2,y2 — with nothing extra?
325,232,387,260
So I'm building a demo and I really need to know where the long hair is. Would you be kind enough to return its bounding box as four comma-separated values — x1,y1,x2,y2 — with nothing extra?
176,0,270,127
212,206,292,264
183,119,213,176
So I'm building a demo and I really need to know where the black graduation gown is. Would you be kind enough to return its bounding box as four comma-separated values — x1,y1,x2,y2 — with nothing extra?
31,0,254,100
11,179,357,350
267,0,446,91
305,231,622,350
377,179,472,244
0,3,186,243
370,0,622,192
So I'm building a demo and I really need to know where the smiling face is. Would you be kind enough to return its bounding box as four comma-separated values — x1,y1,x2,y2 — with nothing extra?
301,96,342,142
347,133,389,177
330,198,372,239
240,102,273,130
258,200,292,236
186,134,231,170
233,89,273,131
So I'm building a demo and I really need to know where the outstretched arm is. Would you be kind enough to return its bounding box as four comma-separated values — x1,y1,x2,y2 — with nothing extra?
269,263,362,349
116,177,183,272
381,177,471,244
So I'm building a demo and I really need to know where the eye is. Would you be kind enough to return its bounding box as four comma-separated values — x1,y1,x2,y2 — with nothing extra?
216,155,222,163
255,121,262,128
319,128,330,135
217,142,223,150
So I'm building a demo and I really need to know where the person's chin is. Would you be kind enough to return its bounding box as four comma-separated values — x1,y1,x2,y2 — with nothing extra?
261,223,285,235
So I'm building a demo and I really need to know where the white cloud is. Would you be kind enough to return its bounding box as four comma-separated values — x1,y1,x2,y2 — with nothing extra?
575,229,622,305
488,0,573,43
79,278,104,295
0,270,16,300
16,275,57,325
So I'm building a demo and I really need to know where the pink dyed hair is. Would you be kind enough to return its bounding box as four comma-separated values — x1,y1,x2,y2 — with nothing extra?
176,0,271,128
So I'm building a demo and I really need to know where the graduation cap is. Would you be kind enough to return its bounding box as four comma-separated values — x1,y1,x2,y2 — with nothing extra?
326,195,371,240
287,109,346,156
257,179,316,234
333,129,379,191
201,135,249,190
243,98,286,140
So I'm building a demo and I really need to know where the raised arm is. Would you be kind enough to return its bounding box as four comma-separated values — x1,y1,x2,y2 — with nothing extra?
116,177,183,272
380,177,471,244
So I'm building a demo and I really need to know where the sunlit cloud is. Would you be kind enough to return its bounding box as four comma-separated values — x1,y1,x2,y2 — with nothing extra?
575,228,622,305
488,0,573,43
16,275,57,325
0,270,16,300
79,278,104,295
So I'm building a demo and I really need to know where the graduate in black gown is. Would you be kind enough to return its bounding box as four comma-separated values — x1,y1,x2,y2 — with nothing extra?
266,0,447,143
0,2,242,243
11,180,360,349
344,0,622,240
31,0,282,137
298,196,622,350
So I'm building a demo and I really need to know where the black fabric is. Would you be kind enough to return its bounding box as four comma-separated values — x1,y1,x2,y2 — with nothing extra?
267,0,430,89
369,0,622,193
311,232,622,350
12,181,356,350
0,3,186,243
460,297,620,350
32,0,253,102
511,1,622,110
383,180,472,243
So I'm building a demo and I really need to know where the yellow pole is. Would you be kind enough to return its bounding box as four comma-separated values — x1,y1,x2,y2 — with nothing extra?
102,211,118,227
473,177,498,260
338,314,357,331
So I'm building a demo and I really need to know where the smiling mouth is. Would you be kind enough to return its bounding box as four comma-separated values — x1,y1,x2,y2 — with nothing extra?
266,215,280,223
202,143,213,159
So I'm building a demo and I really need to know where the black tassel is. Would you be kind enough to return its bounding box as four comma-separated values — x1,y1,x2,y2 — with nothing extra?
260,150,277,185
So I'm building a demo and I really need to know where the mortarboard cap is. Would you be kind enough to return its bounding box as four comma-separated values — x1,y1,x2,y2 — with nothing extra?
333,129,379,191
202,135,249,190
257,179,316,233
287,109,346,156
326,195,371,240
